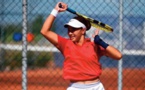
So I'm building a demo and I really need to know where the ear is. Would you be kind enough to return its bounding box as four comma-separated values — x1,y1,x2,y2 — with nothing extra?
81,28,86,35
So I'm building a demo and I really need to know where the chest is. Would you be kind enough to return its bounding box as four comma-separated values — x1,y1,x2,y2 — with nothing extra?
63,42,98,59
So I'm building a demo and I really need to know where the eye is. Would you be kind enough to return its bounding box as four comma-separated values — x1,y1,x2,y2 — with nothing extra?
68,29,74,33
68,27,82,32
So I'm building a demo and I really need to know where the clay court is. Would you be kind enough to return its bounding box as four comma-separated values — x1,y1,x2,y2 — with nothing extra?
0,68,145,90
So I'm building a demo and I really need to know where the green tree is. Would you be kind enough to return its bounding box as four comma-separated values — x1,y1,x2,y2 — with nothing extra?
31,15,43,35
4,24,21,42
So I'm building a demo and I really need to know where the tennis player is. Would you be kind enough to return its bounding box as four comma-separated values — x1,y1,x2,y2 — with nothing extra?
41,2,122,90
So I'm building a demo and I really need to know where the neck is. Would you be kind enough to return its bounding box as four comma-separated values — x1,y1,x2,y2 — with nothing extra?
75,36,85,46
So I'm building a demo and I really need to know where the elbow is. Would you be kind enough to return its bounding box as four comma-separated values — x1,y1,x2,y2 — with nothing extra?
40,29,44,34
115,53,123,60
40,29,46,36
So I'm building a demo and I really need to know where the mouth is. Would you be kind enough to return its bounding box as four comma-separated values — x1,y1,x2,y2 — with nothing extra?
69,35,75,40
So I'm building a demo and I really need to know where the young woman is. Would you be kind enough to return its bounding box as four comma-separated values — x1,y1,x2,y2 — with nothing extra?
41,2,122,90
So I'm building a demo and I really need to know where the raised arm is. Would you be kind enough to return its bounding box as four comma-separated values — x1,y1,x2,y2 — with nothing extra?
105,45,122,60
94,29,122,60
40,2,67,46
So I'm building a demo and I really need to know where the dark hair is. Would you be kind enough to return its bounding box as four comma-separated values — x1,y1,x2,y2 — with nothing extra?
73,16,91,30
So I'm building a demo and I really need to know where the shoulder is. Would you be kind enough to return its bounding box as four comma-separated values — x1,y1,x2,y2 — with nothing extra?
57,35,71,51
58,35,69,43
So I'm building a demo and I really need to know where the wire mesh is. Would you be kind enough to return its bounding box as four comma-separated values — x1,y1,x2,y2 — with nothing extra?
0,0,145,90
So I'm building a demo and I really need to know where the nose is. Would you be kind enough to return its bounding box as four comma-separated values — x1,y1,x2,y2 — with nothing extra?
68,31,72,34
68,30,74,35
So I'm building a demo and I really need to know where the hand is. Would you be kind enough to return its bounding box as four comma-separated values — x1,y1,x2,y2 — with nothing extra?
92,29,100,38
54,2,67,12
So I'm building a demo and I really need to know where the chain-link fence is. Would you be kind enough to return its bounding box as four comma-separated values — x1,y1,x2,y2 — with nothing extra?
0,0,145,90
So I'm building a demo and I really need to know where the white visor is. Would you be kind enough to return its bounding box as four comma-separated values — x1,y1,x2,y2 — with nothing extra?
64,19,86,29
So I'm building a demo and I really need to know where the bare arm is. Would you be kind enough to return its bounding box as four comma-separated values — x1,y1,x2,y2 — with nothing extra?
94,29,122,60
105,46,122,60
40,2,67,47
40,14,58,45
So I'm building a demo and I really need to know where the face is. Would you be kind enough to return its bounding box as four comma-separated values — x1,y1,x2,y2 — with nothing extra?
67,26,85,43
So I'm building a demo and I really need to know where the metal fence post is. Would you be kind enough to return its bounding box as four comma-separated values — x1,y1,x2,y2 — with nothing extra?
22,0,27,90
118,0,123,90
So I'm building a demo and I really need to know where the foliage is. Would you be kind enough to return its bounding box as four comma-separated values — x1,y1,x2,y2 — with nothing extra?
3,50,53,70
3,24,21,42
1,15,45,42
31,15,44,35
1,15,55,70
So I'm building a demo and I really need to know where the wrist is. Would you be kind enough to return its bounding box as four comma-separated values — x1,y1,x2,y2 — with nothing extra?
50,9,58,17
94,35,109,49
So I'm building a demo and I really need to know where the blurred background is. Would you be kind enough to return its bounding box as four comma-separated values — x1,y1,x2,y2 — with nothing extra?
0,0,145,90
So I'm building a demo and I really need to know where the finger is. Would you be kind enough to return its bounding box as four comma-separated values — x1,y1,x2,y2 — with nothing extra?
57,2,67,11
59,2,67,9
95,29,99,35
92,34,95,38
